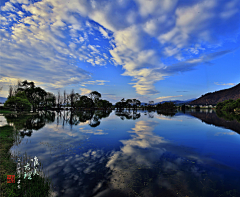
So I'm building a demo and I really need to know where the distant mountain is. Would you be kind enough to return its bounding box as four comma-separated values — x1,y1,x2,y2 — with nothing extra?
190,83,240,105
160,98,196,105
140,98,196,106
0,97,7,103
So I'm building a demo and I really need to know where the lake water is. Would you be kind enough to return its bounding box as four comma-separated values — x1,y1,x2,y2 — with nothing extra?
3,109,240,197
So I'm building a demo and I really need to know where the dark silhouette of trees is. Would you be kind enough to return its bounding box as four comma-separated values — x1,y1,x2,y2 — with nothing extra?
156,111,176,117
115,98,140,111
75,95,93,108
121,98,126,109
97,99,112,110
156,102,176,110
132,99,140,110
89,91,101,108
115,98,126,111
42,92,56,109
115,110,141,120
70,89,75,108
126,99,132,110
63,90,67,107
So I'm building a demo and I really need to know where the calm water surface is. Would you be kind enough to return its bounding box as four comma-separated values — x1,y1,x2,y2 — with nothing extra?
3,110,240,197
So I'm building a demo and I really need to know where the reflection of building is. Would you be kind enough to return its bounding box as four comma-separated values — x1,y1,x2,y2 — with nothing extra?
187,105,216,109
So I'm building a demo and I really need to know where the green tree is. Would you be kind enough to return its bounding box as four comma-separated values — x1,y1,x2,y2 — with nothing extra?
217,99,234,111
4,91,31,111
17,80,47,112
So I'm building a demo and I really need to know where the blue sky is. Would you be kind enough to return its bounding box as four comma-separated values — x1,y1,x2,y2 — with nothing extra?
0,0,239,103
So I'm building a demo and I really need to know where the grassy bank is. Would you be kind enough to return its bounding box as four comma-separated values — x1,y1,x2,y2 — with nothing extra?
0,109,38,116
0,125,53,197
0,109,15,114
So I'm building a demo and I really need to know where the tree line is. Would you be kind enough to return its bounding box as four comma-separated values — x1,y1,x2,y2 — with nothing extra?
115,98,176,111
3,80,177,112
4,80,112,112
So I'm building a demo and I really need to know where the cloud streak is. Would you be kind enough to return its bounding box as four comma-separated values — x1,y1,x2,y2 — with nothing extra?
156,95,183,100
214,82,236,86
81,80,110,86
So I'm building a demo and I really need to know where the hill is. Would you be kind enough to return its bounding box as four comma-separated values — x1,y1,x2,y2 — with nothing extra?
190,83,240,105
0,97,7,103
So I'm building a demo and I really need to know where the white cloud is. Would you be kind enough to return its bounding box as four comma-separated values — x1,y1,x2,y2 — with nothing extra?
99,27,109,39
156,115,183,122
0,0,112,95
79,88,92,95
10,0,29,4
0,0,239,96
220,0,239,19
215,131,236,136
1,2,17,12
156,95,183,100
79,129,108,135
214,82,236,86
81,80,109,86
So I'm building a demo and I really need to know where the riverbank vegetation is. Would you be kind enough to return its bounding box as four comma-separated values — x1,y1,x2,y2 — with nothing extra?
216,99,240,122
216,99,240,113
0,125,53,196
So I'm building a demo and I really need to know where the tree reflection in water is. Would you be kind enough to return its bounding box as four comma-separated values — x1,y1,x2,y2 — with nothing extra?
156,110,176,117
115,110,141,120
4,111,55,138
3,110,113,138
